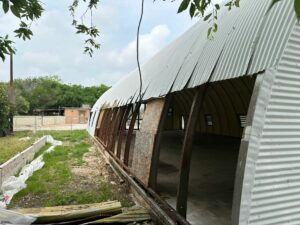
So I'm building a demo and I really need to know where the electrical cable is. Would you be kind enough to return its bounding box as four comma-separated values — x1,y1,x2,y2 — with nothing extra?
136,0,145,103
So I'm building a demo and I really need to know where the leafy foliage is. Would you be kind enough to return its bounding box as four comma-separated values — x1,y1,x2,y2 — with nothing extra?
13,76,110,113
176,0,300,39
295,0,300,21
0,0,100,61
0,83,10,134
69,0,101,57
0,0,43,60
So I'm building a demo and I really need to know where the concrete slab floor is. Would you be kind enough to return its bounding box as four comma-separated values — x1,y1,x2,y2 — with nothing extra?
157,131,240,225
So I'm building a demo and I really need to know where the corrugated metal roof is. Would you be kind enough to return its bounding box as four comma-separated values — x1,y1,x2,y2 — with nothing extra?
92,0,297,111
238,20,300,225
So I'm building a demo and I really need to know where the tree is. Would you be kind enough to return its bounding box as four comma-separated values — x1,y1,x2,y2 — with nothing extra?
13,76,110,112
0,0,100,61
0,83,10,135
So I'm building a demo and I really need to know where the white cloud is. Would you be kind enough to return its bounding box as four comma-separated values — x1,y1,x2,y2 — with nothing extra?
106,24,171,70
0,1,195,86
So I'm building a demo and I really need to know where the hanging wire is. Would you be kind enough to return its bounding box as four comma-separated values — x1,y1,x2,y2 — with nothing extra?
136,0,145,103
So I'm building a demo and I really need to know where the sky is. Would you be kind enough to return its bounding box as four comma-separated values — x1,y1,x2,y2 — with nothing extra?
0,0,197,86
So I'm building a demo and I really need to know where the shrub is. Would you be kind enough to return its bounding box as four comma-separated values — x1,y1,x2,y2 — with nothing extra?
0,84,10,136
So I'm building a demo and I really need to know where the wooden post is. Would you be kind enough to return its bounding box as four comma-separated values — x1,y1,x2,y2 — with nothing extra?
176,86,206,218
148,94,173,189
9,53,14,132
116,105,132,159
124,103,141,166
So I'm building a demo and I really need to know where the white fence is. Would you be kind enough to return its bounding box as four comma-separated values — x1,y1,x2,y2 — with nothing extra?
13,116,86,131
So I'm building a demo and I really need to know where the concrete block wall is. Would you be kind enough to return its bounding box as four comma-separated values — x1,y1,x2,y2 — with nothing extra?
0,136,47,187
14,116,65,127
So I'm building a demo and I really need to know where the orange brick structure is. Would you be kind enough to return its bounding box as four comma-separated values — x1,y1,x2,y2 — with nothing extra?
64,107,90,124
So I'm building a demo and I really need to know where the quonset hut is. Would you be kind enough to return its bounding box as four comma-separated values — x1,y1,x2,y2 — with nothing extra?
88,0,300,224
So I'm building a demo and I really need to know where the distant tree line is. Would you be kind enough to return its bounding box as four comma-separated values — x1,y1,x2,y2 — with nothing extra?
0,76,110,135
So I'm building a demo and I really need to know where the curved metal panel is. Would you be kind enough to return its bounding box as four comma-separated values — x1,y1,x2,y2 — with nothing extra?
236,22,300,225
91,0,296,115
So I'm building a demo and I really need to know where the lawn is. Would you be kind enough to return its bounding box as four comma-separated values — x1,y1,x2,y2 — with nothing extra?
0,130,87,165
9,130,132,208
0,131,40,165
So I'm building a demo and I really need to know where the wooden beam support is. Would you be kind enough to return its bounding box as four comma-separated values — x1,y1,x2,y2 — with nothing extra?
107,108,119,150
116,105,132,159
110,107,126,153
176,86,206,218
103,109,113,146
148,94,173,190
98,110,106,140
124,103,141,166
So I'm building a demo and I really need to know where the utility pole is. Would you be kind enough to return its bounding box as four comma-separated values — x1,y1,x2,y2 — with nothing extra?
9,53,14,133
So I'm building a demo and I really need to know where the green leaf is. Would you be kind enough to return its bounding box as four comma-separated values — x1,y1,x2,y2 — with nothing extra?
2,0,9,13
178,0,190,13
207,27,213,39
215,4,220,10
193,0,201,10
295,0,300,21
235,0,240,7
203,13,212,21
10,5,20,18
213,23,218,32
189,3,196,18
268,0,281,12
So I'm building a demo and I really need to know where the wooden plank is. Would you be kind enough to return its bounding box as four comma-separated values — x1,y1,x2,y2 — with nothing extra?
116,105,132,159
124,103,141,166
176,86,206,218
148,94,173,190
15,201,122,224
84,207,151,224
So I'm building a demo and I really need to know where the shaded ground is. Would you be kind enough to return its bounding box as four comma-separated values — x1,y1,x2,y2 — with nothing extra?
9,130,133,209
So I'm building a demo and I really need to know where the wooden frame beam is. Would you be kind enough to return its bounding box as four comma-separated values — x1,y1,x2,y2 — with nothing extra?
176,86,206,218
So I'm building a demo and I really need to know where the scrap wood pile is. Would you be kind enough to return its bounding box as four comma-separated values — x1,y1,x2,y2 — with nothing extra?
13,200,151,224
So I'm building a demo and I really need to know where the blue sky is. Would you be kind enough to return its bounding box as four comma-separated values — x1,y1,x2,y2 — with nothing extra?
0,0,196,86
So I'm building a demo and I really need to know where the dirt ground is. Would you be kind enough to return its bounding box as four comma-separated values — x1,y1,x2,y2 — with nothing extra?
71,145,134,205
11,145,134,208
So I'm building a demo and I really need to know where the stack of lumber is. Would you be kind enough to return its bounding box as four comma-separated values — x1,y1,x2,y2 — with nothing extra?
85,207,151,224
13,201,151,224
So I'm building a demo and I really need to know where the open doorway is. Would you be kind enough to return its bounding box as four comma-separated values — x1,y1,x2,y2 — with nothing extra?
156,75,257,224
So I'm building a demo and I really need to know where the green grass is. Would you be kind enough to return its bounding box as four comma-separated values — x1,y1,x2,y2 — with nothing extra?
9,130,122,208
33,143,52,159
0,130,88,165
0,131,38,165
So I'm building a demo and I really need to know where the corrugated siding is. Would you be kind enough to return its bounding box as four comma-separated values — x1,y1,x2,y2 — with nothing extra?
241,22,300,225
93,0,297,111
